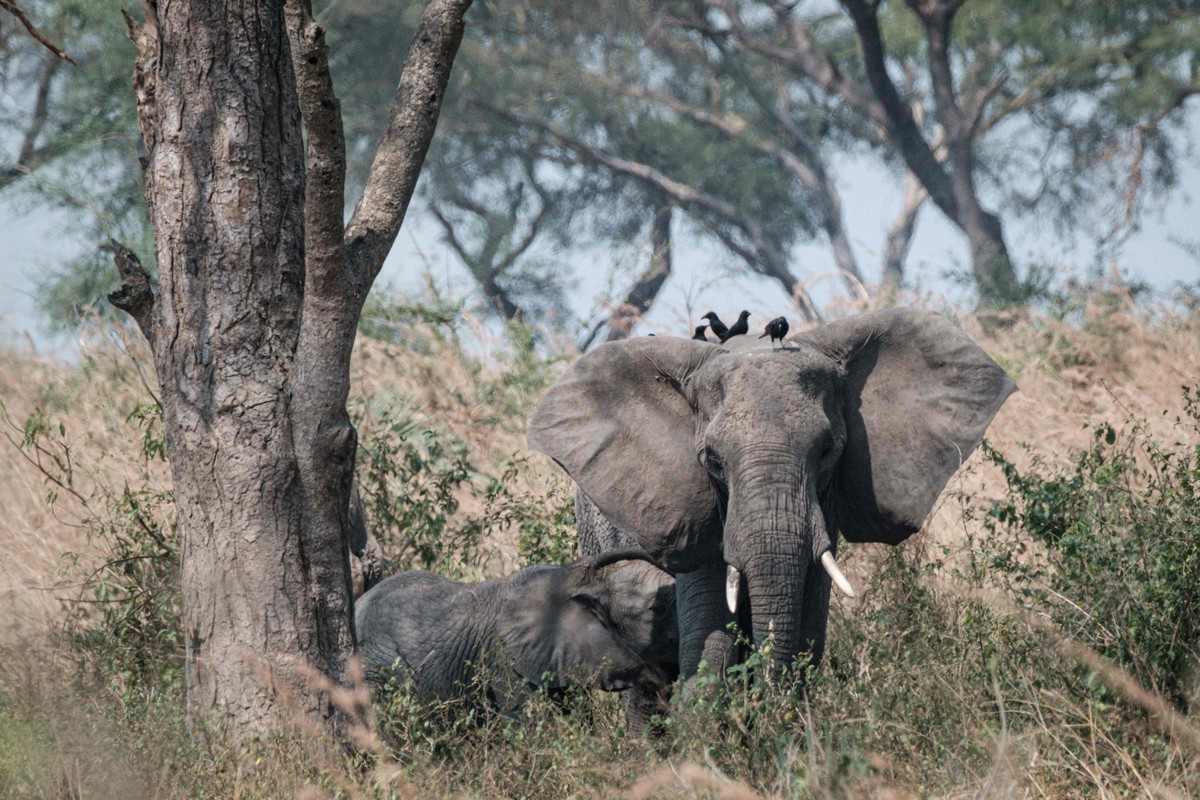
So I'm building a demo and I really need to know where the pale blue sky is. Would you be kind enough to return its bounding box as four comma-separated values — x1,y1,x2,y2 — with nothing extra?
1,117,1196,350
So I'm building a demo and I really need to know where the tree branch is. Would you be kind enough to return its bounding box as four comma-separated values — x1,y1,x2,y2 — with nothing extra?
344,0,473,290
0,0,74,63
475,100,818,318
883,101,940,286
913,0,970,151
1124,85,1200,225
18,53,60,164
616,77,866,293
103,239,155,347
709,225,819,322
430,206,523,321
0,53,64,190
699,0,886,128
493,185,550,276
286,0,347,300
606,203,673,341
882,169,928,288
839,0,961,224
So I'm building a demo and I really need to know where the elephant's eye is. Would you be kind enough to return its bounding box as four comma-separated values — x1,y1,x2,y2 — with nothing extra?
573,593,614,627
702,447,725,479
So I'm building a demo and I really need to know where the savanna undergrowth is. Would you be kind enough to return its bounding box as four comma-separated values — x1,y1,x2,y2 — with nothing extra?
1,301,1198,799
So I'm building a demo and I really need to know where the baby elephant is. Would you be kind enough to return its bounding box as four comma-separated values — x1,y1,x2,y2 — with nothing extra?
355,550,677,713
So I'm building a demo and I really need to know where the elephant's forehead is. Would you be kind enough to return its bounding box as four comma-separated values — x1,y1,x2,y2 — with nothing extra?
716,345,839,389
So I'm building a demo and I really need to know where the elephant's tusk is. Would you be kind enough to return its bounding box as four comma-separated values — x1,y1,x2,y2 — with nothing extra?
821,551,856,598
725,564,741,614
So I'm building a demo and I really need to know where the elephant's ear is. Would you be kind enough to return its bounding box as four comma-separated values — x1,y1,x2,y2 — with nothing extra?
528,337,724,566
797,308,1016,544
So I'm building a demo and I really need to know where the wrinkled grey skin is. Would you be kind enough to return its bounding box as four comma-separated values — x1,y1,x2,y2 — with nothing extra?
355,552,676,714
530,308,1016,681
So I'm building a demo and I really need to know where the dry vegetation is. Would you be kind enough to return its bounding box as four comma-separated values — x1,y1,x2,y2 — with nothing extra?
1,287,1198,799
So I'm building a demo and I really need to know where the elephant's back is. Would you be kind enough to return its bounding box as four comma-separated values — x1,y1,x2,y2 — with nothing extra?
356,571,485,697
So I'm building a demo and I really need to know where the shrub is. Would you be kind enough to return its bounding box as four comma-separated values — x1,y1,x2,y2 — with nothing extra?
980,385,1200,710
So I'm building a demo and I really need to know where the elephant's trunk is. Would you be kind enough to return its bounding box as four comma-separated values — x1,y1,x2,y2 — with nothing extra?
725,458,826,674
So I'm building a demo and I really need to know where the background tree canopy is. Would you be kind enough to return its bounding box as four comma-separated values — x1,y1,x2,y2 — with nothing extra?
1,0,1197,335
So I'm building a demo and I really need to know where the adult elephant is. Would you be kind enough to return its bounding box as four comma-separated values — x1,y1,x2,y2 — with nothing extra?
528,308,1016,680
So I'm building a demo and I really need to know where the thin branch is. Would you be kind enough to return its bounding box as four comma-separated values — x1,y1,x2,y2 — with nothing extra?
494,160,555,277
0,0,75,63
1124,86,1200,226
967,69,1008,138
103,239,156,348
882,169,927,287
344,0,473,290
430,207,523,321
476,103,763,251
577,317,607,352
718,68,866,289
475,100,818,318
708,224,819,321
0,53,65,190
18,53,61,164
606,203,673,342
613,79,823,189
700,0,885,128
430,205,482,271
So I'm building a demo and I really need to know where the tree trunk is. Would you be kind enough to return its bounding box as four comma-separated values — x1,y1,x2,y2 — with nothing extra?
112,0,472,741
913,2,1019,305
131,0,323,738
843,0,1020,306
882,170,927,290
606,203,673,341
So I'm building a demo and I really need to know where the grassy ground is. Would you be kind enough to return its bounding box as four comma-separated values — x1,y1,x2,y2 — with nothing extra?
0,288,1198,798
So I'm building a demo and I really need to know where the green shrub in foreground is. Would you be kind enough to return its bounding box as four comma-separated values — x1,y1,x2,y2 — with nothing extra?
980,385,1200,710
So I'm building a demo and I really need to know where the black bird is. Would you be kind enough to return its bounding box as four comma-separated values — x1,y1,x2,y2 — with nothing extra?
692,325,709,341
720,310,750,343
759,316,789,348
701,311,728,341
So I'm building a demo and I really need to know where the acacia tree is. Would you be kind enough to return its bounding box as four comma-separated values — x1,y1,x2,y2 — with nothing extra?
107,0,472,738
678,0,1199,305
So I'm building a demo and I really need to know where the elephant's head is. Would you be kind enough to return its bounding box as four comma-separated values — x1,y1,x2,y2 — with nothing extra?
528,308,1015,671
497,550,674,693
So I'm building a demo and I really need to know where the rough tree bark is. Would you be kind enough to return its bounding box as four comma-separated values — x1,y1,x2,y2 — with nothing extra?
109,0,472,740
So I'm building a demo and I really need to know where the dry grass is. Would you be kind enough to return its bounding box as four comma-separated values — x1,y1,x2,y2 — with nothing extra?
1,292,1198,798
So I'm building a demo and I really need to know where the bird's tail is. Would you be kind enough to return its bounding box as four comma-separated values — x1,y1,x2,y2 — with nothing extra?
758,332,768,338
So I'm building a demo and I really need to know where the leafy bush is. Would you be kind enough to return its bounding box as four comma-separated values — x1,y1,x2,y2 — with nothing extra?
8,399,181,710
354,402,577,575
979,386,1200,710
355,400,477,572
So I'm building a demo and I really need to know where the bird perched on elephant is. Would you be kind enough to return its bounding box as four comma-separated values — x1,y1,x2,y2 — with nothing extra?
701,311,728,341
528,308,1016,685
355,550,677,716
760,316,789,348
720,310,751,343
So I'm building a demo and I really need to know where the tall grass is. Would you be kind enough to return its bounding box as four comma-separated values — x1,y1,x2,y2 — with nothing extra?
1,289,1198,798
